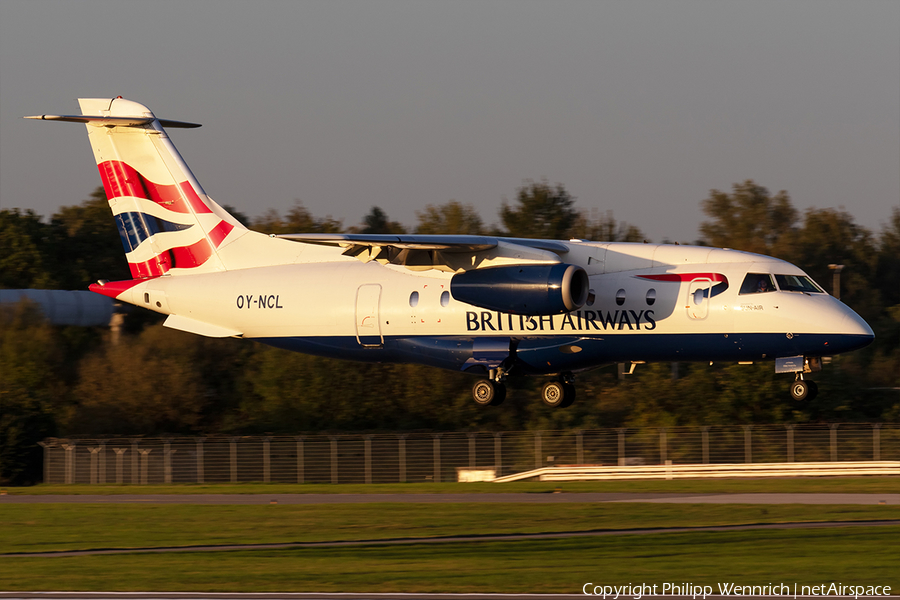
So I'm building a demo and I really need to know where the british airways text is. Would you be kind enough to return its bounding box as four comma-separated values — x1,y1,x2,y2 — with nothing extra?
466,310,656,332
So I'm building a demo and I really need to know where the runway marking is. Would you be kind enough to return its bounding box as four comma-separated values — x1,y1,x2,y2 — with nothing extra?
2,519,898,558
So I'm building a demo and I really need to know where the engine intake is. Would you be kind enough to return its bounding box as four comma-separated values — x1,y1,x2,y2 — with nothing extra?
450,264,589,315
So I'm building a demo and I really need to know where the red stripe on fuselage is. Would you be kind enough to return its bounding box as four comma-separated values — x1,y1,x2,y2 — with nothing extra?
98,160,213,214
637,273,728,283
89,278,155,299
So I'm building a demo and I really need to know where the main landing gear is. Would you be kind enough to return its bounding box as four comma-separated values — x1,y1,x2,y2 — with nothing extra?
472,379,506,406
471,372,576,408
472,367,508,406
540,376,576,408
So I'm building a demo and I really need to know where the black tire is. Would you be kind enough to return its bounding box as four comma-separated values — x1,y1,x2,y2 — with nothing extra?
790,380,810,401
541,381,566,408
560,383,576,408
490,384,507,406
806,380,819,401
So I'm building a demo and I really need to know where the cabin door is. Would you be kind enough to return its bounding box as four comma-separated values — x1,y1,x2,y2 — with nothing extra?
355,284,383,347
686,277,712,320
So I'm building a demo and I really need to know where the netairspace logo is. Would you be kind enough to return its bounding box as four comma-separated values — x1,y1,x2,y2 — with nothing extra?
582,583,893,599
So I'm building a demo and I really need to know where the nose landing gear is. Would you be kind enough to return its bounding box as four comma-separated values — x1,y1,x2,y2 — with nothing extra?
789,374,819,401
778,356,822,402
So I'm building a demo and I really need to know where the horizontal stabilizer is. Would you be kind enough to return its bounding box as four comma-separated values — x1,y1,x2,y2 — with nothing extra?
24,115,201,128
164,314,242,338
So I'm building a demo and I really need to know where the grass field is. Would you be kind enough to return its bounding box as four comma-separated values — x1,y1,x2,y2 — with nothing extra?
7,475,900,495
2,479,898,592
3,502,899,553
1,527,898,592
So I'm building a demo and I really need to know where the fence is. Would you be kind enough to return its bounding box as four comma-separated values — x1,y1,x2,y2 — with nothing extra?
40,424,900,485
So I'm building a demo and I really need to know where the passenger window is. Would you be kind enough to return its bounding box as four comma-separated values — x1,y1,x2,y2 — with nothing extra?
739,273,775,294
409,291,419,307
440,291,450,307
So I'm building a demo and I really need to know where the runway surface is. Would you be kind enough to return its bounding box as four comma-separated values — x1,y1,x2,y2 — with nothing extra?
2,493,898,504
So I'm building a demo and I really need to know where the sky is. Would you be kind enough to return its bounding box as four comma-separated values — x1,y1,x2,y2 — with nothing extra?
1,0,897,243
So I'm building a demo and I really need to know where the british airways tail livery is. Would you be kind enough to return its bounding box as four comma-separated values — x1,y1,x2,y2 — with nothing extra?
26,98,874,408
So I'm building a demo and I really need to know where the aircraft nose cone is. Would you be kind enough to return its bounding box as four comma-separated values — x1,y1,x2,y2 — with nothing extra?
842,311,874,338
833,310,875,354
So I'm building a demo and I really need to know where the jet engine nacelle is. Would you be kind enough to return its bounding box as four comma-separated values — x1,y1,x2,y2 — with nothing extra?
450,264,589,315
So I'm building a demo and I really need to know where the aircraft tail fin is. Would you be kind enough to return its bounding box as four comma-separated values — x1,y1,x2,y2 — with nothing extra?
29,97,247,278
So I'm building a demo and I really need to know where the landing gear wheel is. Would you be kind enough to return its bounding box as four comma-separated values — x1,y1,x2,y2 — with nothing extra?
541,381,574,408
541,381,565,407
472,380,506,406
790,380,811,401
560,383,576,408
806,380,818,401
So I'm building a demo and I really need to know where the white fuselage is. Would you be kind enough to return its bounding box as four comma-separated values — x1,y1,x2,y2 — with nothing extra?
113,238,873,376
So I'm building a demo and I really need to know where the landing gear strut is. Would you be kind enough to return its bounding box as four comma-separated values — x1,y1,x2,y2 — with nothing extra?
541,374,576,408
789,374,818,401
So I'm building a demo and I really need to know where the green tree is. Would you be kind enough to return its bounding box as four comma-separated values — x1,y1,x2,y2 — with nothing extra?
499,180,578,239
789,207,880,321
68,327,212,435
0,209,56,289
49,187,130,289
0,302,61,484
875,207,900,309
415,201,485,235
252,201,343,235
571,209,645,242
220,205,252,228
356,206,407,234
699,180,797,256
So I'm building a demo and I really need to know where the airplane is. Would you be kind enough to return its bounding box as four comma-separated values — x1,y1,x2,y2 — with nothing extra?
26,97,875,408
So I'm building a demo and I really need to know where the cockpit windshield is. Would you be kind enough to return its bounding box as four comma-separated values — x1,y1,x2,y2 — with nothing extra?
775,274,825,294
739,273,775,294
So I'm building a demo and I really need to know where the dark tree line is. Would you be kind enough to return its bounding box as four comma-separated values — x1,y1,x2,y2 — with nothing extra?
1,180,898,484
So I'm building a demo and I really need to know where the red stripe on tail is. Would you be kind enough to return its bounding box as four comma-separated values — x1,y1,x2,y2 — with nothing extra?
169,238,213,269
207,220,234,247
126,236,216,277
98,160,213,214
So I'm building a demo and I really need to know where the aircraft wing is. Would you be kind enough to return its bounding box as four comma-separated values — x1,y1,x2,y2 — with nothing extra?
277,233,569,271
